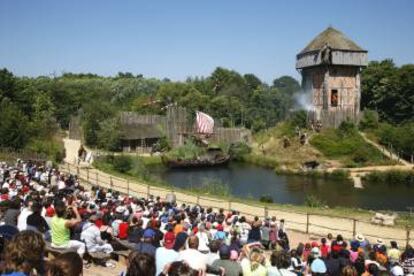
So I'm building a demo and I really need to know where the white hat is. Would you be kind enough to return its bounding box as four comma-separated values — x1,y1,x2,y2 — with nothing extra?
376,238,384,245
391,265,404,276
355,233,365,242
115,206,125,213
311,247,321,257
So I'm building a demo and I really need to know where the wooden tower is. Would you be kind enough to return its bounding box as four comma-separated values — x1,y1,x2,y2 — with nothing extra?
296,27,368,128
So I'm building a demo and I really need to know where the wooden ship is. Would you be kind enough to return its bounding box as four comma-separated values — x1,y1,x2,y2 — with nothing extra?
161,111,231,169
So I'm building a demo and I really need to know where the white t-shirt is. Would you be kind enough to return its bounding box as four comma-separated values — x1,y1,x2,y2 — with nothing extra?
58,180,66,190
17,207,33,231
179,248,208,271
196,231,210,252
155,247,179,276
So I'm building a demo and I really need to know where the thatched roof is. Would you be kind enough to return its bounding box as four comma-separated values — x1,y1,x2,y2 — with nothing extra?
120,124,163,140
119,112,165,140
300,27,366,54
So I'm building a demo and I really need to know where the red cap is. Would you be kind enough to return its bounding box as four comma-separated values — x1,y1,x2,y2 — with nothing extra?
46,206,55,217
217,224,224,231
164,232,175,249
311,241,319,248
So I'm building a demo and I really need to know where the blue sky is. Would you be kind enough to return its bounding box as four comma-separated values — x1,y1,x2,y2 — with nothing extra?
1,0,413,83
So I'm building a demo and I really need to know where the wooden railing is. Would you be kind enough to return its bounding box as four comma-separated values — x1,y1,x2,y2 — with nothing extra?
60,162,412,246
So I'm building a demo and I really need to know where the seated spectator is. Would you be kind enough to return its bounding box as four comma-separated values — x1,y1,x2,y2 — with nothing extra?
196,223,210,253
401,245,414,275
121,252,155,276
240,245,267,276
127,217,143,243
388,241,401,264
26,200,50,240
331,235,347,253
354,251,366,275
362,263,379,276
310,247,327,275
3,198,20,226
320,238,330,259
46,251,83,276
161,261,198,276
247,217,261,243
163,223,176,250
135,228,157,257
155,232,187,276
342,265,358,276
50,200,85,256
212,245,243,276
261,220,270,249
290,249,305,275
268,250,296,276
179,236,208,272
80,214,113,254
1,230,45,275
206,239,221,266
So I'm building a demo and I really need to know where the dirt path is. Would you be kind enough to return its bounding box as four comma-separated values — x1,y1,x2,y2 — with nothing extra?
63,138,81,165
359,132,412,166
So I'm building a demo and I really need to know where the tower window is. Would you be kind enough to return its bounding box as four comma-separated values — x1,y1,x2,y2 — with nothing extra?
331,90,338,107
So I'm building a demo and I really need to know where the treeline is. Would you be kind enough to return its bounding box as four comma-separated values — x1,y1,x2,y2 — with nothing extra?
0,67,300,152
360,60,414,161
0,58,412,155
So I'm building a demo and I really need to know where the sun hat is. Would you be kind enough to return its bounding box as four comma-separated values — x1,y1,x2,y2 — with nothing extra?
376,238,384,245
115,205,125,213
311,247,321,258
390,265,404,276
355,233,365,243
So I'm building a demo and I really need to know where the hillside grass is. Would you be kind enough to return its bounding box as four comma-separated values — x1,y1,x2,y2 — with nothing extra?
309,127,395,168
249,122,324,170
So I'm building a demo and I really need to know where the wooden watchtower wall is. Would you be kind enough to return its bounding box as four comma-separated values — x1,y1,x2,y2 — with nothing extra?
296,27,368,128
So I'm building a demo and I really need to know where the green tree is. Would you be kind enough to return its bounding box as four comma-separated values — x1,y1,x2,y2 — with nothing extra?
96,117,121,151
0,99,30,149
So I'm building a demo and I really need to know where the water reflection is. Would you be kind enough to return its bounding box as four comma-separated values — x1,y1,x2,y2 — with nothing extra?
152,162,413,211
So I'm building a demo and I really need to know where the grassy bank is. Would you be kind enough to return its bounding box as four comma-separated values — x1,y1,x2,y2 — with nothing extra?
362,170,414,186
275,168,350,181
310,123,396,168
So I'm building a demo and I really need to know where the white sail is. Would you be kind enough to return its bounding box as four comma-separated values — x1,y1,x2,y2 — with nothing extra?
196,111,214,134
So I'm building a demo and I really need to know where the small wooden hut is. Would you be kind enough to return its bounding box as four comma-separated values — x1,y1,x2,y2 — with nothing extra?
296,27,368,128
119,112,166,153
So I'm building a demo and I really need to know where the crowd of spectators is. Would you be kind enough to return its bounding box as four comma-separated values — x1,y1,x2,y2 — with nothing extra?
0,159,413,276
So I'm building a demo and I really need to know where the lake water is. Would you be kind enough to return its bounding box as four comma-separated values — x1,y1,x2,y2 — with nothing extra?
153,162,414,211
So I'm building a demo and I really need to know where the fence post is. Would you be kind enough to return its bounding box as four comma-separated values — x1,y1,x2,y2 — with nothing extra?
68,163,71,174
407,227,411,246
228,200,232,211
110,176,113,189
196,195,200,205
76,166,80,176
87,169,89,183
127,180,130,196
95,172,99,187
306,213,310,234
264,206,268,218
353,219,357,237
147,185,150,197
